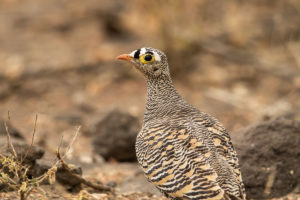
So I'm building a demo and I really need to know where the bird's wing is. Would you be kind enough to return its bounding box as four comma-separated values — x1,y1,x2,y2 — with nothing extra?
136,121,227,200
192,112,246,200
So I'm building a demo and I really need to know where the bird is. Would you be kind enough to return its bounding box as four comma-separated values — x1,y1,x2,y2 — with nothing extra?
117,47,246,200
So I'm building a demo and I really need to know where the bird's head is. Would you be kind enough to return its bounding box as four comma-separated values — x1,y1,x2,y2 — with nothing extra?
117,47,170,78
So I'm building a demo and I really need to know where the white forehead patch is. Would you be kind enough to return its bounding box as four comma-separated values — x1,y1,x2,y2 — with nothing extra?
153,52,161,61
140,48,147,55
129,48,161,61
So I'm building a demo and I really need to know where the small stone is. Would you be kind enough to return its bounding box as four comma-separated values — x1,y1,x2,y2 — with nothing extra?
56,164,83,187
106,181,117,188
92,109,140,162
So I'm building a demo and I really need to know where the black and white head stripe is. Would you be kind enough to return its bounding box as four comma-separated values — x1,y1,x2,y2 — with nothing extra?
133,49,140,59
130,48,161,61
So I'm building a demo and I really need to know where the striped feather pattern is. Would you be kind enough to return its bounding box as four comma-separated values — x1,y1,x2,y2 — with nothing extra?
136,113,245,200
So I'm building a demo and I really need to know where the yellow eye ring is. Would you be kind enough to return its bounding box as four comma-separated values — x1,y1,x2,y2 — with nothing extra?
139,53,155,64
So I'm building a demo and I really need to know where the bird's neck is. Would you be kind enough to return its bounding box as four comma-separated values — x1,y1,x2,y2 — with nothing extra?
144,75,183,123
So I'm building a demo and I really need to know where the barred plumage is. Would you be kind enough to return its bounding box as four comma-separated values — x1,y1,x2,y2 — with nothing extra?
117,47,246,200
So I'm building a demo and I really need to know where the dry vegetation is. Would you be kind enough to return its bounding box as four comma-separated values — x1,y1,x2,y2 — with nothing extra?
0,116,112,200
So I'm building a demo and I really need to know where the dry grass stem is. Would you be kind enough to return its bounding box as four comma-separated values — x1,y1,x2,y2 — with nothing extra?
22,114,38,164
264,165,277,196
63,126,81,159
4,122,18,161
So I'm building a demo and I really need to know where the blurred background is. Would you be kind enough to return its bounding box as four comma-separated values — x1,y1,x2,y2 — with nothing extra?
0,0,299,199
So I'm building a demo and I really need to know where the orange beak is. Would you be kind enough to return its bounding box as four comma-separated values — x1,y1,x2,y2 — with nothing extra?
116,54,133,61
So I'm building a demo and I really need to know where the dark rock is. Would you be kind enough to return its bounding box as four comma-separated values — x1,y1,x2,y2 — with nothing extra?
32,162,50,178
54,113,83,126
11,144,44,164
56,164,83,189
0,137,44,165
0,119,24,139
92,110,140,162
233,117,300,199
106,181,117,188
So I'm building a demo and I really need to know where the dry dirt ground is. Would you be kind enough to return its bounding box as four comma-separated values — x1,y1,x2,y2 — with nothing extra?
0,0,299,199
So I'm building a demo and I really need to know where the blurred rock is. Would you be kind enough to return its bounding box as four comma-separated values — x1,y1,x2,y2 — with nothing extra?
32,160,51,178
100,13,131,39
54,113,83,125
56,164,83,190
233,117,300,199
92,110,140,162
0,137,44,166
106,180,117,188
0,119,24,139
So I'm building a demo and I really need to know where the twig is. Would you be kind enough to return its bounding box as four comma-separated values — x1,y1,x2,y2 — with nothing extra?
264,165,277,196
62,126,80,159
0,176,18,190
4,119,21,180
57,135,64,157
56,151,112,192
0,170,18,186
4,120,18,160
21,114,38,164
24,186,34,200
4,111,18,179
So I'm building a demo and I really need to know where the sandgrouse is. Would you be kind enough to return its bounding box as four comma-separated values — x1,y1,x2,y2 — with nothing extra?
117,47,246,200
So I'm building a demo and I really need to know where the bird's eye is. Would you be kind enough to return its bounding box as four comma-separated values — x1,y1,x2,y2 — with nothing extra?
144,54,152,61
139,53,155,64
